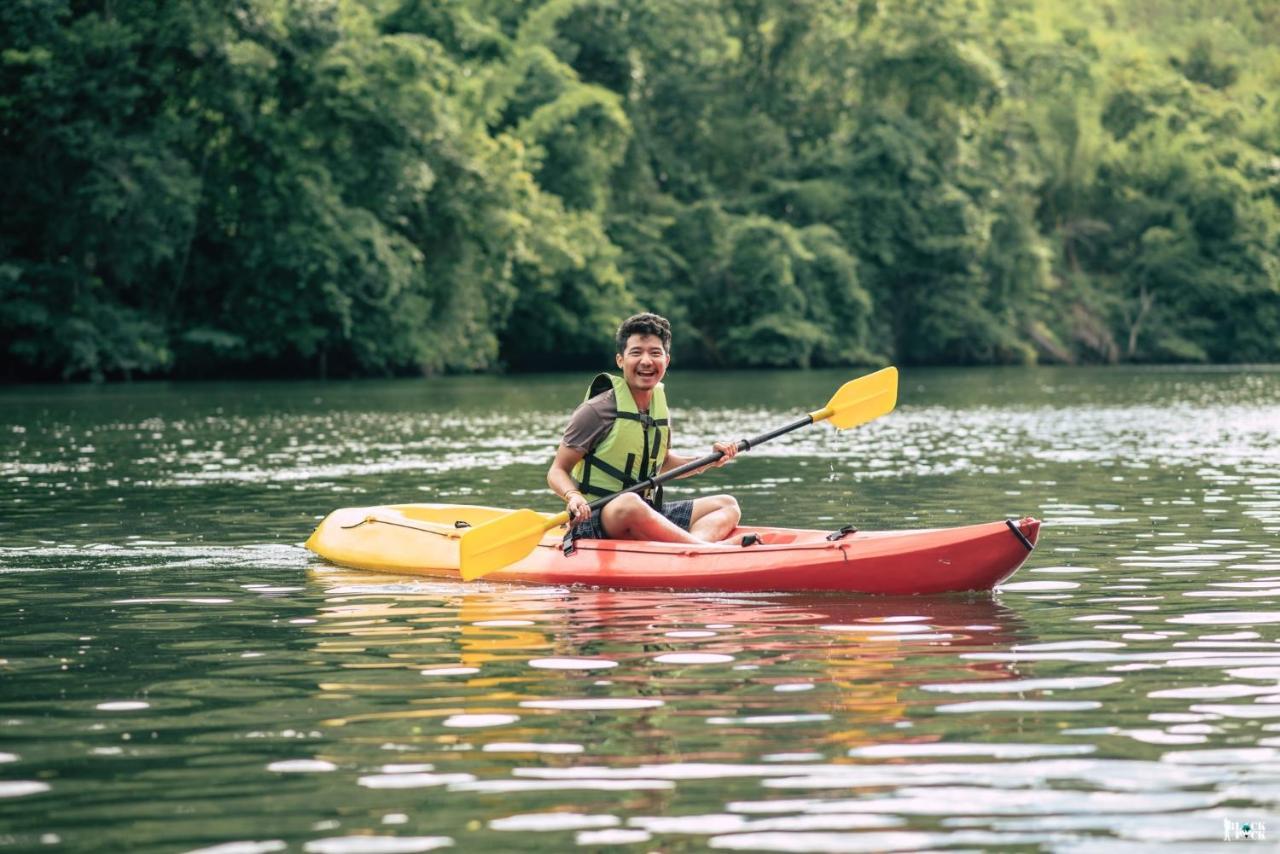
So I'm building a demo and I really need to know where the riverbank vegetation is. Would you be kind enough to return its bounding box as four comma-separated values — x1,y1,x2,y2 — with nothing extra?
3,0,1278,380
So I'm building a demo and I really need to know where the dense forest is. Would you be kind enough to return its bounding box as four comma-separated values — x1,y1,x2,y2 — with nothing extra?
2,0,1278,380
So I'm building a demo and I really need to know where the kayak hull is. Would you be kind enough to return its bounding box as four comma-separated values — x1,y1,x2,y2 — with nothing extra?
305,504,1039,595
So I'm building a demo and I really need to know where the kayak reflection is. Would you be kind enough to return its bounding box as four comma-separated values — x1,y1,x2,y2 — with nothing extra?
304,566,1029,758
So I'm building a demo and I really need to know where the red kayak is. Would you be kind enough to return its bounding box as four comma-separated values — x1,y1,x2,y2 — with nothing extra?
305,504,1039,594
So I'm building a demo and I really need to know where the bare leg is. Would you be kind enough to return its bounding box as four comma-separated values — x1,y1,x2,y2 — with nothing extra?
601,493,703,544
689,495,741,542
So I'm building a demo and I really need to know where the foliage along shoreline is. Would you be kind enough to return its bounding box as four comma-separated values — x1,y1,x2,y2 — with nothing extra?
2,0,1278,382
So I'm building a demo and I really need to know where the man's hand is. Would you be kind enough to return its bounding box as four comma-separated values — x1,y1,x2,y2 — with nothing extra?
708,440,739,469
565,491,592,526
711,440,739,465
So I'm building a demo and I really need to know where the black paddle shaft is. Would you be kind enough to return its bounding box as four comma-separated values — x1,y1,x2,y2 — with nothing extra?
584,412,815,512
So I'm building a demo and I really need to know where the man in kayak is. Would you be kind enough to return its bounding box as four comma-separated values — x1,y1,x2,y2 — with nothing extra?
547,312,741,543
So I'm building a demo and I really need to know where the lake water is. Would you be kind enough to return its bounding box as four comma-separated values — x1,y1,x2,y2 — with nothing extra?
2,366,1278,852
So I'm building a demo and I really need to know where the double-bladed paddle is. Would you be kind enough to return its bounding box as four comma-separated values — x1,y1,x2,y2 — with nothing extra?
458,366,899,580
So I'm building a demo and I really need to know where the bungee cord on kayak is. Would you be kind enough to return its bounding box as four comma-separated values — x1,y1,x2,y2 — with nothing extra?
338,516,461,537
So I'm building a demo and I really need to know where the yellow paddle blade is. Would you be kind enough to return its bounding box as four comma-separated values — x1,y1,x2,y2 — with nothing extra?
459,508,569,581
809,366,898,429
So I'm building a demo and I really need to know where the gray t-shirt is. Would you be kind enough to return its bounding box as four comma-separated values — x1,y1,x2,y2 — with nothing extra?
561,390,671,454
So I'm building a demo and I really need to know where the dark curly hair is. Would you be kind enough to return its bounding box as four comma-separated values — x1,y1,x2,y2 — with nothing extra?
615,313,672,354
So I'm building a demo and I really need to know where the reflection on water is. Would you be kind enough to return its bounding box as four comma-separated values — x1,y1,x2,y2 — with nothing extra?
292,576,1048,848
1,366,1279,850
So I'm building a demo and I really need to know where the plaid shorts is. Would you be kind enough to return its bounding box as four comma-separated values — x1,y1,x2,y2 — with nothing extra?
571,499,695,541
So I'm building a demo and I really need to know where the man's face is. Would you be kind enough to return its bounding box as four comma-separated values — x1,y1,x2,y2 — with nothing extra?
616,333,669,394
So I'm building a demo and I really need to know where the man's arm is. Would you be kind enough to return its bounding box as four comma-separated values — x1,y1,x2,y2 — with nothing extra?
548,444,592,525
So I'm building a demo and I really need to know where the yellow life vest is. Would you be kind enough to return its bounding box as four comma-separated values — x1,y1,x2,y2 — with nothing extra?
571,373,670,503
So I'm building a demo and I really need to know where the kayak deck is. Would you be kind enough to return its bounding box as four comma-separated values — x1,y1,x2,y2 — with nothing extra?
305,504,1040,595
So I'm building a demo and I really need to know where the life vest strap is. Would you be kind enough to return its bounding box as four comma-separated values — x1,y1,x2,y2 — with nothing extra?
579,452,632,486
615,411,669,427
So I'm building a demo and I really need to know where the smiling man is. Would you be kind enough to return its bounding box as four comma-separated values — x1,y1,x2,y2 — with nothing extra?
547,313,741,543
